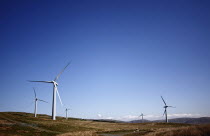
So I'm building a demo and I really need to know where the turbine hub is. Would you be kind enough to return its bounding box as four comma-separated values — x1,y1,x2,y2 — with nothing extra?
52,81,58,86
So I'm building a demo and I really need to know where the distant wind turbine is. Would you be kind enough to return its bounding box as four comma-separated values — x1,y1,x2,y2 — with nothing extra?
161,96,175,123
29,62,70,120
33,88,48,117
65,108,71,120
139,113,145,123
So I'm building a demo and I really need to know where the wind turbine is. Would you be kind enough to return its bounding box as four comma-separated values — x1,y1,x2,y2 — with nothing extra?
161,96,175,123
33,88,48,117
139,113,145,123
29,62,70,120
65,108,71,120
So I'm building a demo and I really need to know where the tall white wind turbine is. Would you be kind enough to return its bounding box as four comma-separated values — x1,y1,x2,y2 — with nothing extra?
33,88,48,117
161,96,175,123
29,62,70,120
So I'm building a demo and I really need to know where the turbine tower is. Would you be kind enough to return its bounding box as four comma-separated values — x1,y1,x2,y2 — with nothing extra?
161,96,175,123
33,88,48,117
29,62,70,120
139,113,145,123
65,108,71,120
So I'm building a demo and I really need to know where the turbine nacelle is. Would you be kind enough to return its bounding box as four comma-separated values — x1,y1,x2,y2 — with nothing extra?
164,106,168,108
164,106,175,108
52,81,58,86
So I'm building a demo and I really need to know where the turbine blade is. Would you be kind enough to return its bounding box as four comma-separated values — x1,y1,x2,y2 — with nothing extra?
38,99,48,103
33,87,36,98
161,96,167,106
28,80,52,83
168,106,176,108
56,87,63,106
54,62,71,81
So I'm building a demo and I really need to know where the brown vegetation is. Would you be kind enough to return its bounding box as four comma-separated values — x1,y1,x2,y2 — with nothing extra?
0,112,210,136
144,124,210,136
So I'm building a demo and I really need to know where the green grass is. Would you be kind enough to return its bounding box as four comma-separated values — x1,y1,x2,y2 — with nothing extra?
1,112,208,136
0,124,55,136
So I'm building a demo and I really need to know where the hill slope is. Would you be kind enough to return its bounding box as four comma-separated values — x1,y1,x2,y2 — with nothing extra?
0,112,210,136
168,117,210,124
130,117,210,124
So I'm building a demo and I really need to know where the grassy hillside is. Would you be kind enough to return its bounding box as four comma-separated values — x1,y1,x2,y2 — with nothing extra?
0,112,209,136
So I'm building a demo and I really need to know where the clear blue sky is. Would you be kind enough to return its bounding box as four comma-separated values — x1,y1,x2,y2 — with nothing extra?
1,0,210,121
